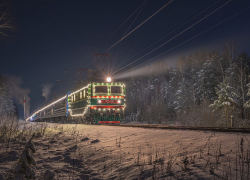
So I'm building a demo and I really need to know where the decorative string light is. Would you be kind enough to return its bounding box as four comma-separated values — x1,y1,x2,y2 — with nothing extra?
26,82,126,121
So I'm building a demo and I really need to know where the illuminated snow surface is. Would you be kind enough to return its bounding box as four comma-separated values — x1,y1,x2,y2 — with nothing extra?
1,122,250,180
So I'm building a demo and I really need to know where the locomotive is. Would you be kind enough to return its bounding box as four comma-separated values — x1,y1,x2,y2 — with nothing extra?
26,71,126,124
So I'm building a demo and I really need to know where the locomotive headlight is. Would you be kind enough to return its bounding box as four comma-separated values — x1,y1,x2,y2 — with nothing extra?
117,100,121,104
98,100,101,103
106,77,111,82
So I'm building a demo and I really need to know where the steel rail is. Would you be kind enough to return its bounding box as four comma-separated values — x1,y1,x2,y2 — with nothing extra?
105,124,250,133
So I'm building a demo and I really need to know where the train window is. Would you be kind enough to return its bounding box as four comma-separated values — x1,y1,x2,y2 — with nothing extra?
111,86,121,93
84,89,86,98
86,89,88,97
77,92,80,100
80,91,82,99
73,94,76,102
95,86,108,93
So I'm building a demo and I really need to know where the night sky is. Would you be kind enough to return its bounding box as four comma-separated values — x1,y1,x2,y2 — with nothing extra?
1,0,250,118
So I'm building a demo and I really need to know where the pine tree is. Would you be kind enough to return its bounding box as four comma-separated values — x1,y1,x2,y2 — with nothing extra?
196,55,220,103
227,52,250,118
210,78,239,126
244,83,250,108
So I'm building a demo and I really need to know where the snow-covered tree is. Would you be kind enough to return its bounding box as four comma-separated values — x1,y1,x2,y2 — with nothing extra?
210,78,239,126
196,55,221,103
244,83,250,108
124,48,250,126
174,78,193,112
0,73,16,117
227,52,250,118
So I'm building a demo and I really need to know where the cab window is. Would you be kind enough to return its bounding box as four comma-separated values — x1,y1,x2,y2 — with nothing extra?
95,86,107,93
111,86,121,93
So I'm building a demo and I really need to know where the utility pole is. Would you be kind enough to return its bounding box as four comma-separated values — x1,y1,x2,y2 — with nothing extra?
23,97,26,120
93,53,110,71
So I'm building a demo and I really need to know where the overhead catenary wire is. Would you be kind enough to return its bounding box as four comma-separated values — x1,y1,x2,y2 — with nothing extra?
113,0,191,65
113,0,232,74
109,54,118,76
122,0,148,38
107,0,174,51
110,0,188,72
114,0,216,70
136,0,189,41
108,0,147,40
109,0,148,73
114,6,250,79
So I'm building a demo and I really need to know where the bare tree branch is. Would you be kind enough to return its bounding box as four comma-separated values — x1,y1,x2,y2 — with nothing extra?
0,1,13,37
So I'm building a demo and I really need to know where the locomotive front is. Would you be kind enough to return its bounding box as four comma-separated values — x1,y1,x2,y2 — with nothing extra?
90,77,126,123
68,76,126,124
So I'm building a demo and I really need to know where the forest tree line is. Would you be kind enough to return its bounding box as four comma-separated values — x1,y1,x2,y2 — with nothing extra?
0,73,18,119
2,44,250,127
124,45,250,127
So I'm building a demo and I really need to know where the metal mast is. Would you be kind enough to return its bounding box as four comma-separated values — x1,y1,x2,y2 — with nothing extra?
23,97,26,120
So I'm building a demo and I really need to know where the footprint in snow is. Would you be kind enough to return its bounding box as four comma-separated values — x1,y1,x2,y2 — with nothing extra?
91,139,100,144
81,137,89,141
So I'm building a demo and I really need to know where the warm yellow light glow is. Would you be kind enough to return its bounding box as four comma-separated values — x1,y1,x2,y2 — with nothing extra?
107,77,111,82
26,84,90,121
26,82,126,121
26,95,67,121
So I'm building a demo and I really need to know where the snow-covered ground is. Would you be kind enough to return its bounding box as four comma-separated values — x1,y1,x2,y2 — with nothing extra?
1,123,250,179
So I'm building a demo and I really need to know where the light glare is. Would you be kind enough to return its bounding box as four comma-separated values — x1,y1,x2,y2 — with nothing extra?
107,77,111,82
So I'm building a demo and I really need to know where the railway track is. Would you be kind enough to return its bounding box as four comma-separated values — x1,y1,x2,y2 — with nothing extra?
106,124,250,133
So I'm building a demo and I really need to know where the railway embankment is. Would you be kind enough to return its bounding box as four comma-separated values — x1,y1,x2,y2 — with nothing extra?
1,121,250,179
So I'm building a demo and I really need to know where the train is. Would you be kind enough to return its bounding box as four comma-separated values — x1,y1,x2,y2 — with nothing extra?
26,71,126,124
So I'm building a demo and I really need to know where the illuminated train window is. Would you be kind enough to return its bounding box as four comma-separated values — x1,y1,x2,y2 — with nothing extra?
80,91,82,99
111,86,121,93
95,86,108,93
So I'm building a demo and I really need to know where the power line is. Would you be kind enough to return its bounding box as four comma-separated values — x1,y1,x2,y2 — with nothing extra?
122,0,148,38
107,0,174,51
114,0,215,70
113,0,191,66
113,0,232,74
108,1,146,39
110,1,148,70
114,6,250,79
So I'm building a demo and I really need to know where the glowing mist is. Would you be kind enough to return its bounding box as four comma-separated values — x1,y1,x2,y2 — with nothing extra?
114,60,169,80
